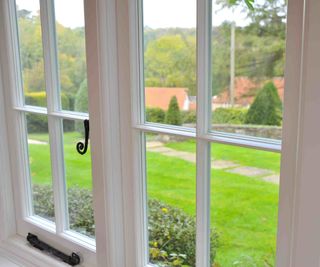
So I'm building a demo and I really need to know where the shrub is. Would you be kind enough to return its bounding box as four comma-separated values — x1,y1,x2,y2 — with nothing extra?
166,96,182,126
26,113,48,133
245,82,282,126
146,108,166,123
148,199,219,266
32,185,219,266
181,110,196,124
25,91,72,133
32,184,95,237
25,91,69,109
212,108,247,125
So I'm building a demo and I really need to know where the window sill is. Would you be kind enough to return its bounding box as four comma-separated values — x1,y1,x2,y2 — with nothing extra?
0,234,89,267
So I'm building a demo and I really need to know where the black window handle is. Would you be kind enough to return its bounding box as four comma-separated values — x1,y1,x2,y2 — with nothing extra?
76,119,89,155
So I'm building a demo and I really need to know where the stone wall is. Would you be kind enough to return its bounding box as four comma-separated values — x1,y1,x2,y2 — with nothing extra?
177,124,282,140
211,124,282,139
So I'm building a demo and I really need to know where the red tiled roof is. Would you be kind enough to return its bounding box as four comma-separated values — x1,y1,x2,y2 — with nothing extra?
213,77,284,106
145,87,188,110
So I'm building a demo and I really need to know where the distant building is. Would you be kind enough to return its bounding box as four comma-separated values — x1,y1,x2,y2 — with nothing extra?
145,77,284,111
212,77,284,109
145,87,190,111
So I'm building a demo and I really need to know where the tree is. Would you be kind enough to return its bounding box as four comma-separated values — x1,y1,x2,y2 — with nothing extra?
166,96,182,126
245,81,282,126
144,35,196,95
75,79,88,134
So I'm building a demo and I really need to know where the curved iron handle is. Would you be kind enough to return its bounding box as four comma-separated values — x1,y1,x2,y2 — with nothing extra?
76,119,89,155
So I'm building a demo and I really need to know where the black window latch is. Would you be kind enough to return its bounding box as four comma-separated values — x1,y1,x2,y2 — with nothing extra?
76,119,90,155
27,233,81,266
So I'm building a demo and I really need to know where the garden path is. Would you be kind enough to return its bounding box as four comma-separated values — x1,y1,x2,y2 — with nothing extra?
147,141,280,184
28,139,48,145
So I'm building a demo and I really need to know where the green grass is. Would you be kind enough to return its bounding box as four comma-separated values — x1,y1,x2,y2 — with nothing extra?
165,139,281,172
28,133,280,266
28,132,92,188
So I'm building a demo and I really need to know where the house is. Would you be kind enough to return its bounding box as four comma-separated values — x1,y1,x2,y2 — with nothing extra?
212,77,285,108
145,78,285,112
145,87,190,110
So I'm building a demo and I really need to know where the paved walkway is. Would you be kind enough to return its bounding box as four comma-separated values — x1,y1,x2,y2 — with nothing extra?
28,139,48,145
147,141,279,184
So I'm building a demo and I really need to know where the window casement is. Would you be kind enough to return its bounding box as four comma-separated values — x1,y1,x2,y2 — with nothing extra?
127,0,287,266
0,0,125,266
0,0,315,267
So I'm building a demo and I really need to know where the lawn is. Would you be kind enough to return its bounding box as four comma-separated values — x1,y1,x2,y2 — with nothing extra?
28,132,280,267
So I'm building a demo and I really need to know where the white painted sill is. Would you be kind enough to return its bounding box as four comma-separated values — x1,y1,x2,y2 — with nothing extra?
0,235,89,267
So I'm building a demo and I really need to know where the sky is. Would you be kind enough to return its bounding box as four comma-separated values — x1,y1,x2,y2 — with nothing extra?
16,0,251,29
16,0,85,29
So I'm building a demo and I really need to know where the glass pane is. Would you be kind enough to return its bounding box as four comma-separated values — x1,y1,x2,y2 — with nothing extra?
146,133,200,266
210,143,280,266
143,0,197,127
211,0,287,140
63,119,94,238
16,0,47,107
26,113,54,221
54,0,88,112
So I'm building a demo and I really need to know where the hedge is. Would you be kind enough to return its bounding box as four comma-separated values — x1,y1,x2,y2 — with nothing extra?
25,91,74,133
212,107,247,125
32,184,219,266
25,91,69,108
181,110,196,124
146,107,166,123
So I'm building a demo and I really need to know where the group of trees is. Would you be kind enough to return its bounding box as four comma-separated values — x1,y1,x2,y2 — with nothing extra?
148,81,282,127
144,0,286,96
18,0,286,125
17,9,87,111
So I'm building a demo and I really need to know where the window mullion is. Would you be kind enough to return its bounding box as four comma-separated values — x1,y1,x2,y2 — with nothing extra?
196,0,212,266
39,0,68,234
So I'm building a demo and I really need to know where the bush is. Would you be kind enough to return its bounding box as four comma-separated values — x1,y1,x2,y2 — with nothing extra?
25,91,70,109
212,108,247,125
32,185,219,266
166,96,182,126
32,184,95,237
26,113,49,133
148,199,219,266
25,91,73,133
146,108,166,123
181,110,196,124
245,82,282,126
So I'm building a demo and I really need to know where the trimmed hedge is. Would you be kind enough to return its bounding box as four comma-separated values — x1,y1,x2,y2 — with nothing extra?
245,82,282,126
32,184,219,266
25,91,69,108
146,107,166,123
25,91,74,133
181,110,196,124
212,107,247,125
166,96,182,126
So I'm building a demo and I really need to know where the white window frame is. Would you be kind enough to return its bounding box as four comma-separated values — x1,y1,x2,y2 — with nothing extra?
123,0,310,267
0,0,318,267
0,0,126,266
